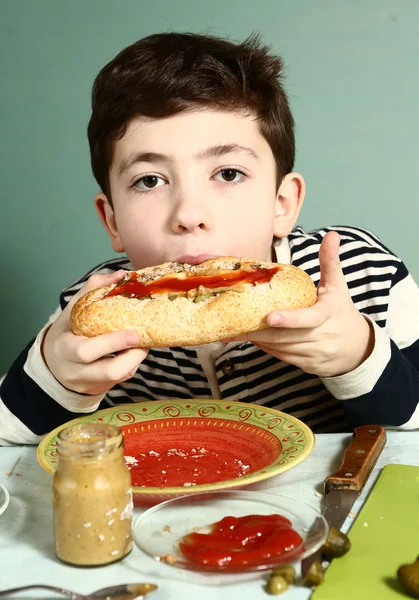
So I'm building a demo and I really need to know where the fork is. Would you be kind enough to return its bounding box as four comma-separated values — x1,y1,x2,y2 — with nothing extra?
0,583,157,600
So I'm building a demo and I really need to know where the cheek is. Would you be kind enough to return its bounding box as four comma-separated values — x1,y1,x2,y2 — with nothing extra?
121,230,158,269
232,192,276,230
117,203,166,269
115,199,157,236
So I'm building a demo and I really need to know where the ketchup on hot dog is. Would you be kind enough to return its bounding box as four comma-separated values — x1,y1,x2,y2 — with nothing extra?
107,266,281,299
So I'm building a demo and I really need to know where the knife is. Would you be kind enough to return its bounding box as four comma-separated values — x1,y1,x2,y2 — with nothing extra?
301,424,387,576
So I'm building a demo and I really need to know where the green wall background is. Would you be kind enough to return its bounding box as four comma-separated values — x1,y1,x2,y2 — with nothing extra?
1,0,418,371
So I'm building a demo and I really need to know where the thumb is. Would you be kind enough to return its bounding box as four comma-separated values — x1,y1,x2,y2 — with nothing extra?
59,269,127,334
49,270,128,337
65,269,127,312
318,232,347,294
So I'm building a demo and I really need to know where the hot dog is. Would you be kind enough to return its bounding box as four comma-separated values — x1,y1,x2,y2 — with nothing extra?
70,256,317,347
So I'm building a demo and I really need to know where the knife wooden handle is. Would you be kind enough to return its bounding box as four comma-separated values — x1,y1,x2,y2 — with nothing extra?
324,425,386,493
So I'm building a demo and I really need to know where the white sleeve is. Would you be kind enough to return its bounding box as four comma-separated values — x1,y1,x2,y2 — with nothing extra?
24,322,105,413
321,274,419,429
0,306,105,446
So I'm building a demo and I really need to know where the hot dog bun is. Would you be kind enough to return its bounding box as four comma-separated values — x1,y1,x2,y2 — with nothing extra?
70,256,317,347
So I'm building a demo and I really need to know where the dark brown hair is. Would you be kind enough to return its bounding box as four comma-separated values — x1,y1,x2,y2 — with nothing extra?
88,32,295,199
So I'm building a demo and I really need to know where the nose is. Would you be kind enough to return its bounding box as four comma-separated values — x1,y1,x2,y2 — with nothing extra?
170,188,212,234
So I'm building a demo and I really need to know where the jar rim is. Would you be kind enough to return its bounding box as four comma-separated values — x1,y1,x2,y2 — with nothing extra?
57,423,123,458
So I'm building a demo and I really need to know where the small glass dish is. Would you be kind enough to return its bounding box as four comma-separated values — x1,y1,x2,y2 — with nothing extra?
0,484,10,516
133,490,328,573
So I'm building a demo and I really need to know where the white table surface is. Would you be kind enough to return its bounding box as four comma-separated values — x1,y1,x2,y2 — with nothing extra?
1,431,418,599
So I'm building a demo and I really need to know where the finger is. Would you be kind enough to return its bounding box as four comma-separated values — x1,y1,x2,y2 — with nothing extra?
113,348,149,381
253,342,308,367
63,330,145,364
224,323,316,344
93,348,148,383
254,339,315,355
253,342,294,361
266,299,332,329
70,347,148,389
225,299,330,338
318,231,348,294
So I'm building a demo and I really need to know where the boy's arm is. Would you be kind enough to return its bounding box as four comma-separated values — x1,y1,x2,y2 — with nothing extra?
0,269,148,446
322,267,419,428
0,308,106,445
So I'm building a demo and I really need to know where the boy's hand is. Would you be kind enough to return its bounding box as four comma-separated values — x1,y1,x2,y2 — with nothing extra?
43,271,148,395
228,232,374,378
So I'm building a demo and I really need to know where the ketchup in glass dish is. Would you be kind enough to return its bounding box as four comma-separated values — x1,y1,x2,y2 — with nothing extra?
131,491,329,573
178,513,304,569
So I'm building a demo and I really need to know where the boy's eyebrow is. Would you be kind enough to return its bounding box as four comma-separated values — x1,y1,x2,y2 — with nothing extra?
118,144,258,175
119,152,170,175
195,144,259,161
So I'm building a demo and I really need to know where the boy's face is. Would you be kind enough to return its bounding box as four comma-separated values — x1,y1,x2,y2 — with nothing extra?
96,110,304,269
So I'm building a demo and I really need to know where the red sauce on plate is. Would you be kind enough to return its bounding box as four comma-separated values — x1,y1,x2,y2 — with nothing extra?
125,447,251,488
107,266,280,299
178,514,304,568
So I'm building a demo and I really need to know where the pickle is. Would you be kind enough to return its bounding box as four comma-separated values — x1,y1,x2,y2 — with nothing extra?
304,560,324,587
397,557,419,598
194,292,212,303
270,565,296,584
321,528,351,558
266,575,288,595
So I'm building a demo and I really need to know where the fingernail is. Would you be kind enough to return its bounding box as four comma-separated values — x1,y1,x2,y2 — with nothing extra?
126,333,140,345
268,314,283,327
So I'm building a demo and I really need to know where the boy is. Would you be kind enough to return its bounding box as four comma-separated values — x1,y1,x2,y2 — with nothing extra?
1,32,419,444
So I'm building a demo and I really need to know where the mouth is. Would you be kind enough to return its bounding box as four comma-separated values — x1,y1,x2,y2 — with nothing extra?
173,254,219,265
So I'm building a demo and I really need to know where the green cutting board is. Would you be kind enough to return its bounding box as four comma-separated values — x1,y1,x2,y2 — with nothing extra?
312,464,419,599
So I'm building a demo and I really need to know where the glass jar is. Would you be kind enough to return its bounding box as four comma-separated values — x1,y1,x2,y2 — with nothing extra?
52,423,133,566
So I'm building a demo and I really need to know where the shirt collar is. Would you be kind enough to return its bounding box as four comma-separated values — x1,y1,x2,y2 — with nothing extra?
272,236,292,265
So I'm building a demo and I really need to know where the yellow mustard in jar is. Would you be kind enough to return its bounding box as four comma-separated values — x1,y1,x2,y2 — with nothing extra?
52,423,133,566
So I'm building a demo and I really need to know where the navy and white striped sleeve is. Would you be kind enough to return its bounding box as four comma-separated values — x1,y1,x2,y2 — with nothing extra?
0,258,130,445
323,258,419,428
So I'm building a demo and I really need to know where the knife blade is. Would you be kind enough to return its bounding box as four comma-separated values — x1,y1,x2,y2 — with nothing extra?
301,424,387,576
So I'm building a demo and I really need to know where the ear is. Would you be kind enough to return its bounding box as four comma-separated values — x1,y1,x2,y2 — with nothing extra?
94,193,125,253
273,172,306,238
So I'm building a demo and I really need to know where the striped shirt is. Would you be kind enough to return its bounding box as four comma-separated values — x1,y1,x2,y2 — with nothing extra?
1,225,419,444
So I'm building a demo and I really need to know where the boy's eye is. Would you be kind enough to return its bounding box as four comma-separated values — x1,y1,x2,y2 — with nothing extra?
214,169,245,183
134,175,165,190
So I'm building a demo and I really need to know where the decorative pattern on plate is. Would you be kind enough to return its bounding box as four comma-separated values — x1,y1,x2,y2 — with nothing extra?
37,400,315,506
